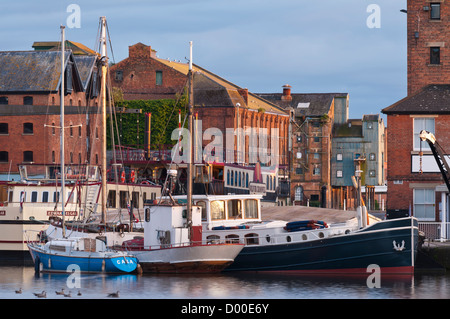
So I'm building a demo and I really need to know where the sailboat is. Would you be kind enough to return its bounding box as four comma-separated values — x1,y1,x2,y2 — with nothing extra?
27,24,138,274
122,42,244,273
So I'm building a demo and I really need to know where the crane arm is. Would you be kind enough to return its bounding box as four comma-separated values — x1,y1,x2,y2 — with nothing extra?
419,130,450,192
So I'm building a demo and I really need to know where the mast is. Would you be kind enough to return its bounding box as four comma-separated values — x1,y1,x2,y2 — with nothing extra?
187,41,194,240
99,17,108,225
60,25,66,238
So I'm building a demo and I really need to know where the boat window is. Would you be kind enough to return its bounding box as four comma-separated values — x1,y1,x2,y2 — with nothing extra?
196,201,207,221
42,191,49,203
244,199,258,219
227,199,242,219
145,207,150,222
31,191,38,202
210,200,225,220
206,235,220,244
225,234,240,244
53,191,59,203
244,233,259,245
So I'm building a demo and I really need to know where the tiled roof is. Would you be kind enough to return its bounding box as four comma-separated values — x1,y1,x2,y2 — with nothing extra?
32,41,98,56
155,58,287,115
382,84,450,114
0,50,84,93
257,92,348,117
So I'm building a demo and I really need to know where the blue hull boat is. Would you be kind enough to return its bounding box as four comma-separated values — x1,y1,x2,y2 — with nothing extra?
28,237,138,274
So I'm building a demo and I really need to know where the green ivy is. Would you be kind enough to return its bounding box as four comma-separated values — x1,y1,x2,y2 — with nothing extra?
106,95,188,150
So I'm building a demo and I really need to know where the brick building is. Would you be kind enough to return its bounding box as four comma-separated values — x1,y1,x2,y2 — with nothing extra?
407,1,450,95
258,85,349,208
110,43,187,100
110,43,290,167
382,0,450,221
0,49,102,178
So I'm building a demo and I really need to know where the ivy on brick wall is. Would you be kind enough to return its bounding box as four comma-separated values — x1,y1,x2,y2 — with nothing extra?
106,95,188,150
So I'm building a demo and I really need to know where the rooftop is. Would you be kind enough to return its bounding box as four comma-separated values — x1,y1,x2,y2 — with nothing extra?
382,84,450,114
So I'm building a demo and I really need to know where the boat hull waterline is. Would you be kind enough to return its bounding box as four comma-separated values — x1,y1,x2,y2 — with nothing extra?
133,244,244,273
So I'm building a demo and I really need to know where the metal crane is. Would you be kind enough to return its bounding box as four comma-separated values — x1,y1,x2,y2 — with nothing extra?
419,130,450,192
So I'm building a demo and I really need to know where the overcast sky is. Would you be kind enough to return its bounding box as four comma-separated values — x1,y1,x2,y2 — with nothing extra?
0,0,407,121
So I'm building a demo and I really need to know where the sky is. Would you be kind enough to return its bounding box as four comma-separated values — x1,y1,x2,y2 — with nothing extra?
0,0,408,122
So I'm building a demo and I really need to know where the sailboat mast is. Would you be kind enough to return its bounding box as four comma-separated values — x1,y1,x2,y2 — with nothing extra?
60,25,66,238
100,17,108,225
187,41,194,240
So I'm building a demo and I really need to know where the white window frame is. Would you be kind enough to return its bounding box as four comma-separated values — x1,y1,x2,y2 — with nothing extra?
413,117,435,151
413,188,435,221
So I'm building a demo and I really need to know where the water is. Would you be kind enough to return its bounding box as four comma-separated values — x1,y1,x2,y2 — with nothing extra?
1,266,449,300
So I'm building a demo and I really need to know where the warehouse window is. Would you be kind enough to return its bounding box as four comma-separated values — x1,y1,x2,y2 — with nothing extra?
0,123,8,134
23,123,33,134
430,47,440,65
430,3,441,20
156,71,163,86
23,151,33,162
23,96,33,105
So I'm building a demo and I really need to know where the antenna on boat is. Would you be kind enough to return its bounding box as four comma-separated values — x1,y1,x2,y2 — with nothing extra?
60,25,66,238
99,17,108,226
187,41,194,240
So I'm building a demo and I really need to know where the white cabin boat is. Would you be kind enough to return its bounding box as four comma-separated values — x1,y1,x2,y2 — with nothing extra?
0,164,160,264
122,199,243,273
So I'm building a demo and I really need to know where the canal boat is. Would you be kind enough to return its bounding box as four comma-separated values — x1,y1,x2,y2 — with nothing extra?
171,193,419,274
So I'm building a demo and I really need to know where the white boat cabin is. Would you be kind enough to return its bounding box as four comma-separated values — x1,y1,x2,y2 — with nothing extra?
143,201,202,249
43,237,108,254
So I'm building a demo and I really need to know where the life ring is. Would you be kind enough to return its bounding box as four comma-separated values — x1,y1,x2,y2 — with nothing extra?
141,181,150,185
130,170,135,183
120,171,125,183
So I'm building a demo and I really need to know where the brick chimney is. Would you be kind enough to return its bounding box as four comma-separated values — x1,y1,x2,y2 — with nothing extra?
128,42,157,60
238,88,249,104
281,84,292,101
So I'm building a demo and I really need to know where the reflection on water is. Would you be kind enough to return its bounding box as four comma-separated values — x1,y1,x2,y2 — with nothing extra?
0,266,449,299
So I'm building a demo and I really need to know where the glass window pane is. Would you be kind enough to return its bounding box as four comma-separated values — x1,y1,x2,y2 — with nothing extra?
211,200,225,220
244,199,258,218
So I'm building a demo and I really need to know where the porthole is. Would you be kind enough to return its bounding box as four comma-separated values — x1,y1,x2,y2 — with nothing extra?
318,232,324,238
266,235,271,243
302,234,307,240
286,236,291,242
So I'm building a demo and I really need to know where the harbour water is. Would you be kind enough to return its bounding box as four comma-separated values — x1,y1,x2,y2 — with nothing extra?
1,266,449,300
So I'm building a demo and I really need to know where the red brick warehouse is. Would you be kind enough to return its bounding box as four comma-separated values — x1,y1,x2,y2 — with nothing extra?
0,48,103,176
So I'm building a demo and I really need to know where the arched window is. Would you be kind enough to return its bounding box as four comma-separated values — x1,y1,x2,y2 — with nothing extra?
206,235,220,244
225,234,240,244
244,233,259,245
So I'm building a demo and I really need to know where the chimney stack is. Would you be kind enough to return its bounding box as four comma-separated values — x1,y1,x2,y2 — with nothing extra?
281,84,292,101
238,88,249,104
